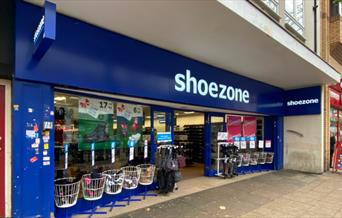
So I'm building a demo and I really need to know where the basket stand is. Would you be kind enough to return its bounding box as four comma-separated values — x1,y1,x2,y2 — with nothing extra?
54,177,81,218
78,174,107,218
103,201,126,212
77,206,107,218
102,171,127,212
136,164,157,200
118,166,142,206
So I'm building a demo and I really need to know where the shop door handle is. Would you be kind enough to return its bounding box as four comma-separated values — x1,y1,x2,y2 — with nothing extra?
0,136,2,151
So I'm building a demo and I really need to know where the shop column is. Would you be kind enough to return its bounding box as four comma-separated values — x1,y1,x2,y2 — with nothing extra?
12,80,55,218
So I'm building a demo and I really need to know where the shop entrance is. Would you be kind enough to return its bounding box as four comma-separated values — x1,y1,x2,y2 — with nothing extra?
151,107,173,163
0,85,4,217
205,113,226,176
174,111,205,179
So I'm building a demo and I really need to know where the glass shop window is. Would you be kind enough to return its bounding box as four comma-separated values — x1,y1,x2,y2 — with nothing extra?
54,93,151,180
331,0,342,17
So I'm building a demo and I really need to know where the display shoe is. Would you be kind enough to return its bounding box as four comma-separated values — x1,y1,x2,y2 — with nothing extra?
83,123,109,143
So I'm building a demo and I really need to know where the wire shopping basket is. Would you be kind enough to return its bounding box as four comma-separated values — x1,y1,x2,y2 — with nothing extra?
257,152,267,164
138,164,155,185
236,154,243,167
122,166,141,190
266,152,274,164
102,169,124,195
81,174,106,201
241,153,250,166
54,177,80,208
250,152,259,165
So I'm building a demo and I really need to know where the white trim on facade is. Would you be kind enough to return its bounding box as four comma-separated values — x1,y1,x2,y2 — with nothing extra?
217,0,340,83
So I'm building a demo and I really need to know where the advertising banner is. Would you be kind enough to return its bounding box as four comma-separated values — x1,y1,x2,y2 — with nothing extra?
227,116,242,142
78,97,114,151
116,102,143,148
242,116,256,138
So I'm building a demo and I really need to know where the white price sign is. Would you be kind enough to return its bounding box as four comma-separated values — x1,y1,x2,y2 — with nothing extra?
111,149,115,163
265,140,272,148
240,140,247,149
234,141,240,148
217,132,228,141
249,141,256,149
258,140,264,149
144,145,148,159
129,147,134,161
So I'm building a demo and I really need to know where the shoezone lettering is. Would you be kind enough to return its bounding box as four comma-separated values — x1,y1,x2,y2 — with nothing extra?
174,69,250,103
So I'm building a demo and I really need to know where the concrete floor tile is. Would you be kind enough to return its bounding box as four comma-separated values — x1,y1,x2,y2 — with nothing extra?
107,171,342,218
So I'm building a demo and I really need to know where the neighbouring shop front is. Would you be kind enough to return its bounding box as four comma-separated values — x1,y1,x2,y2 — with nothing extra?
329,83,342,171
12,2,323,218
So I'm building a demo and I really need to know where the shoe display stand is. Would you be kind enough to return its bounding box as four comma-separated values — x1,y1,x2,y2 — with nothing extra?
174,130,193,166
183,125,205,164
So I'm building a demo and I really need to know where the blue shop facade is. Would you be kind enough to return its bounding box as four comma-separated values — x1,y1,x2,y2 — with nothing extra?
12,1,322,218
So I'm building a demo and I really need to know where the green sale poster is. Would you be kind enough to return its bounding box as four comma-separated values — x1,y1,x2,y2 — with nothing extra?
116,102,143,148
78,97,114,151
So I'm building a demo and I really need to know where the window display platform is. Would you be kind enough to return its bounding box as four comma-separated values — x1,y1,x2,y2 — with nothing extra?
55,183,157,218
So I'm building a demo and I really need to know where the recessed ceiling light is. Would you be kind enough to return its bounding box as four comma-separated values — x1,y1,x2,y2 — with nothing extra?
54,96,66,101
184,111,195,114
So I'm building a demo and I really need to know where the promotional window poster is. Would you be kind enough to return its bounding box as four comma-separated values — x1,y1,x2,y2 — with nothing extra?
78,97,114,151
116,102,143,148
227,115,242,142
77,98,144,150
242,116,257,138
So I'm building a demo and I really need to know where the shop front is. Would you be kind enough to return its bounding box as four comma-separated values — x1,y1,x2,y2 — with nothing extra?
329,83,342,171
12,2,325,218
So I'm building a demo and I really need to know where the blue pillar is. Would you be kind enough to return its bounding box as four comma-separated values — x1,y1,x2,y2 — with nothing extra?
12,80,55,218
204,113,211,176
264,116,284,171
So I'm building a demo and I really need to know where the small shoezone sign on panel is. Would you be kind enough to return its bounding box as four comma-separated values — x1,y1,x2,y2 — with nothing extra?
284,86,321,116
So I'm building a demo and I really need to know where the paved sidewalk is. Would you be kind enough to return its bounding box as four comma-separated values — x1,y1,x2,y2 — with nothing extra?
115,171,342,218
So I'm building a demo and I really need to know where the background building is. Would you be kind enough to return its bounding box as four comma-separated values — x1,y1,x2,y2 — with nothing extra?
320,0,342,172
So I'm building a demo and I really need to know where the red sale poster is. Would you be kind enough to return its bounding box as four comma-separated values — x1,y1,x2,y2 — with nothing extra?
227,115,242,142
243,116,256,138
330,89,340,107
333,147,342,171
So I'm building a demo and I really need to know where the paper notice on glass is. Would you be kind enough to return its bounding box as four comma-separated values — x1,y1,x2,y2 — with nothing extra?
240,140,247,149
217,132,228,141
258,140,264,149
111,148,115,163
234,141,240,149
144,145,148,159
265,140,272,148
129,147,134,161
249,140,256,149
